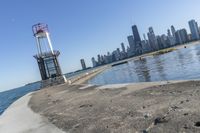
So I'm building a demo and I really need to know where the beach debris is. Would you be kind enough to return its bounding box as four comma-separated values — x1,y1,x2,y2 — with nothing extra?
194,121,200,127
79,104,93,108
154,116,168,125
144,113,151,119
183,113,189,116
183,124,189,129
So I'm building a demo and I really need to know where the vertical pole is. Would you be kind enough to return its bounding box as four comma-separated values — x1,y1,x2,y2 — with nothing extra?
36,37,42,55
46,32,54,54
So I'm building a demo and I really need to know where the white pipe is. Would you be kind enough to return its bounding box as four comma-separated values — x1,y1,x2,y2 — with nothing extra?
35,37,42,56
46,32,54,54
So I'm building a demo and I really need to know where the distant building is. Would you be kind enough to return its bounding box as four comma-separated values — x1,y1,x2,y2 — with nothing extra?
157,35,164,49
148,27,159,51
188,34,192,41
160,34,170,48
132,25,142,55
127,35,135,56
171,25,176,37
141,40,149,53
168,36,176,46
113,49,121,61
175,30,182,44
80,59,86,70
91,57,97,67
175,29,188,44
142,34,151,52
97,54,102,65
189,19,200,40
132,25,141,43
121,43,126,53
167,29,172,37
170,25,177,45
179,28,188,43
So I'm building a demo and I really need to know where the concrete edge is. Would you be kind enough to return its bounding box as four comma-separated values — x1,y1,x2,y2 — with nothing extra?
0,92,65,133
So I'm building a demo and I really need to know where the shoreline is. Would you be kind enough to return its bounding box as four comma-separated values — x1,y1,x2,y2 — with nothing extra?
108,40,200,66
0,93,64,133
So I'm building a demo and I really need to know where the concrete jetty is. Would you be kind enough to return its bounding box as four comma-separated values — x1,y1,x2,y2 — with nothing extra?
2,80,197,133
0,93,64,133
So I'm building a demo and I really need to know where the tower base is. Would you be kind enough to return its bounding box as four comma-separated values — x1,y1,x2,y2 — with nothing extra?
41,75,67,88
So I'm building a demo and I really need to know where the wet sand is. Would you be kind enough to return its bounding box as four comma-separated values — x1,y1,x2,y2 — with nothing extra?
28,80,200,133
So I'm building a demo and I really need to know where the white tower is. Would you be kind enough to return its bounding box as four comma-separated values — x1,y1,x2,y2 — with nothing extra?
32,23,66,87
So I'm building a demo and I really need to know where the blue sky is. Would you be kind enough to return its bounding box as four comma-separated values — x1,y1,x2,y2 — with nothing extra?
0,0,200,91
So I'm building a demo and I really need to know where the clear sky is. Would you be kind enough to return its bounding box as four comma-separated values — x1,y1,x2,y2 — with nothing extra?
1,0,200,91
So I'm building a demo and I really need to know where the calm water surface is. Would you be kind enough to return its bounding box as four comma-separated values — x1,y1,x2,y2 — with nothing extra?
89,43,200,85
0,82,40,115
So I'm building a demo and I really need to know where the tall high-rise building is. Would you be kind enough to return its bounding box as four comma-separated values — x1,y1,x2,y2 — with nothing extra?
143,33,147,41
179,28,188,43
171,25,176,37
188,19,200,40
167,29,172,37
175,30,182,44
156,35,164,49
80,59,86,70
175,29,188,44
91,57,97,67
147,27,159,50
127,35,135,56
132,25,142,55
121,43,126,53
127,35,135,49
160,34,170,48
143,33,151,52
132,25,141,44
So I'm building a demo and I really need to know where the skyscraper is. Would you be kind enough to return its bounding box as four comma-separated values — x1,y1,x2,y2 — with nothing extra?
171,25,176,37
127,35,135,56
80,59,86,70
188,19,200,40
132,25,141,44
147,27,159,50
91,57,97,67
175,29,188,44
132,25,142,55
127,35,135,49
167,29,172,37
143,33,151,52
175,30,183,44
121,43,126,53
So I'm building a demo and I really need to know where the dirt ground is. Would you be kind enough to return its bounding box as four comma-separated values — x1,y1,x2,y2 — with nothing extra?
29,81,200,133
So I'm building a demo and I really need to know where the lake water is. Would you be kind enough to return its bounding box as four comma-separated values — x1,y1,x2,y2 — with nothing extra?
88,43,200,85
0,82,41,115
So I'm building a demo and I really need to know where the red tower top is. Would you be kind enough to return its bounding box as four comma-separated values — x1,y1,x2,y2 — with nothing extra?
32,23,49,36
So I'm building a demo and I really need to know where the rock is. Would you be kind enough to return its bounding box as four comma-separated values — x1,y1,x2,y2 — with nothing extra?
154,117,168,125
194,121,200,127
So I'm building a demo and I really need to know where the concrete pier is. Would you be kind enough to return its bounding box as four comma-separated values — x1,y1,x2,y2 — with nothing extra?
27,80,200,132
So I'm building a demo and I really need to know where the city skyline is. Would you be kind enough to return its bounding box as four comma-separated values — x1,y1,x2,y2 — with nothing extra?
89,18,200,68
1,0,200,91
